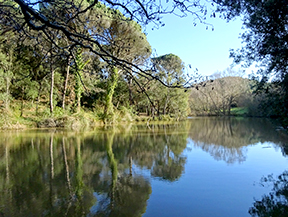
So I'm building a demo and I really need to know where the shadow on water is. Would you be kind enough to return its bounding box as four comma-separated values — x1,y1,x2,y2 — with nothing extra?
0,118,287,216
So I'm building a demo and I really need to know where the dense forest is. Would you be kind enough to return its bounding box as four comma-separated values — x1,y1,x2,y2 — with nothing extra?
0,1,191,128
0,0,288,129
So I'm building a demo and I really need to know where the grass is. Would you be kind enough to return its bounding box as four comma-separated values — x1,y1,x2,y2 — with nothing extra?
230,107,249,116
0,109,28,130
0,100,185,130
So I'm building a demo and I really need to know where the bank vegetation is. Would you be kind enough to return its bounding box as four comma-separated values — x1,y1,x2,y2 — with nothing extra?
1,0,288,130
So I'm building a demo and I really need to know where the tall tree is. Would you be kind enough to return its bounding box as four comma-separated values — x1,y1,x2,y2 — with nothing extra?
0,35,15,110
74,49,89,113
93,7,151,122
0,0,214,87
151,54,189,117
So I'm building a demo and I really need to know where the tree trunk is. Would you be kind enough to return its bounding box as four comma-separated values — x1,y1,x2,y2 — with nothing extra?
36,82,42,116
104,67,119,122
157,100,160,116
20,86,24,117
49,46,54,115
77,92,81,113
163,94,169,115
74,71,83,113
50,69,54,115
222,101,226,115
5,76,10,110
228,104,231,116
151,107,155,120
227,96,233,116
62,57,70,110
128,77,134,106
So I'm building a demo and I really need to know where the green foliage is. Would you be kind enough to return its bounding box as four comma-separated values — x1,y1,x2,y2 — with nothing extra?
91,3,152,60
116,106,134,122
0,38,14,110
0,1,190,126
103,67,119,123
53,106,65,117
74,49,90,113
230,107,248,116
138,53,190,118
152,53,186,84
248,78,288,127
38,107,52,118
218,0,288,79
216,0,288,126
25,81,39,102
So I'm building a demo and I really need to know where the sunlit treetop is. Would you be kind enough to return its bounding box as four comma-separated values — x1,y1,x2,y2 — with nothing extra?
0,0,216,87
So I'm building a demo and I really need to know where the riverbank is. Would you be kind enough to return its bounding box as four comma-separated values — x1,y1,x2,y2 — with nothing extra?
190,107,251,117
0,106,182,130
0,104,285,130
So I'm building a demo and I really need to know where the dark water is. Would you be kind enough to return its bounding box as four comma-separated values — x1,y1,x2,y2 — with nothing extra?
0,117,288,217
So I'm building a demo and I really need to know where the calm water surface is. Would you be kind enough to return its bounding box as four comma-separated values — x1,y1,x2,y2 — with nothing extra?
0,117,288,217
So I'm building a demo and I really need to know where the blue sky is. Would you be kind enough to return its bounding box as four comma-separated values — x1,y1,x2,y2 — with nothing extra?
145,14,246,77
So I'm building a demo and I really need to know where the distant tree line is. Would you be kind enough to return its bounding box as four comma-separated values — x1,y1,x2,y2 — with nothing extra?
189,68,288,124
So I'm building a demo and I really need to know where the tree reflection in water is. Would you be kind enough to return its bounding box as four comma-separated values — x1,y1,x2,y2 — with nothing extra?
0,129,156,217
249,145,288,217
0,119,287,216
249,171,288,217
188,117,288,164
151,124,187,181
86,131,153,217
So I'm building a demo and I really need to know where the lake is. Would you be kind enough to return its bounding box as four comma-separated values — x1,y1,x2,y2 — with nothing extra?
0,117,287,217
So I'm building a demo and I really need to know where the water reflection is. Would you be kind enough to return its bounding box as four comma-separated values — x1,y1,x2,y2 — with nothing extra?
0,118,287,216
91,132,152,217
249,171,288,217
0,123,189,217
188,117,288,164
248,145,288,217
